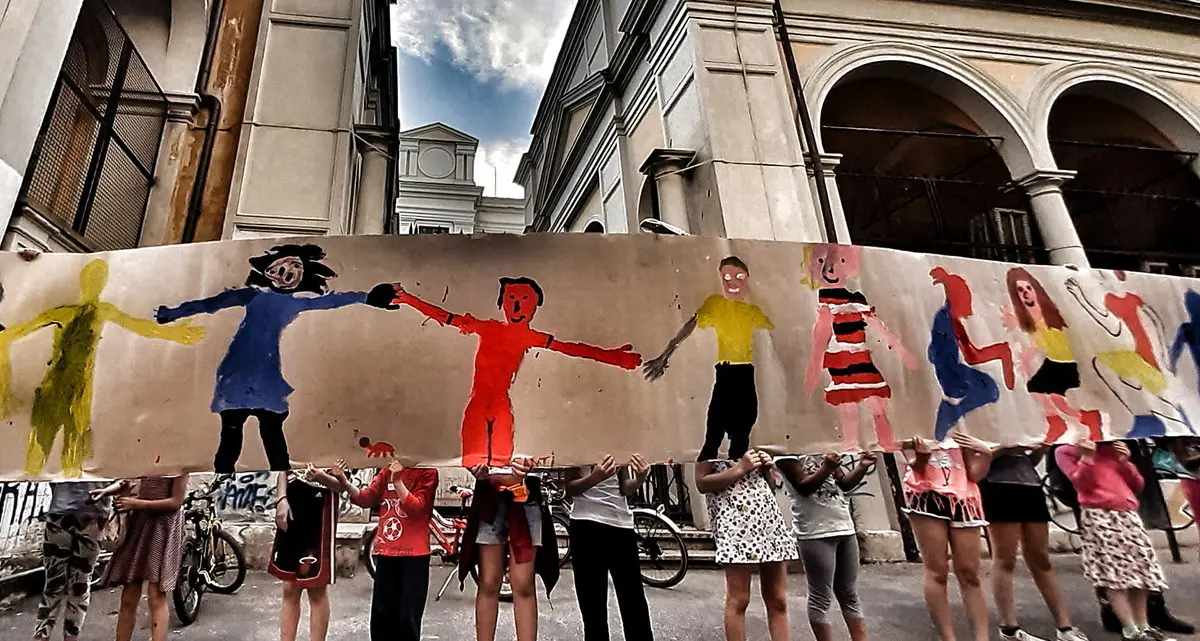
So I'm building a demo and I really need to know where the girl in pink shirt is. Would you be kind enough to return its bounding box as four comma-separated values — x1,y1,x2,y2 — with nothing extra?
901,433,992,641
1055,440,1169,641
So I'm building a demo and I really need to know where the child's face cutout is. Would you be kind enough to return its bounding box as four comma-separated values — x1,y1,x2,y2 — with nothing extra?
265,256,304,291
501,282,539,325
807,244,862,287
720,265,749,300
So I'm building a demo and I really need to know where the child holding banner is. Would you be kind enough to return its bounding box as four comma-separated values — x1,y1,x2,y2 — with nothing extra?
271,463,343,641
1056,440,1174,641
901,435,991,641
697,449,795,641
99,475,187,641
336,459,439,641
459,459,558,641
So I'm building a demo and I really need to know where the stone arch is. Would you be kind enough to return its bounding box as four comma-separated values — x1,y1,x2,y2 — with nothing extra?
1025,61,1200,172
802,41,1047,178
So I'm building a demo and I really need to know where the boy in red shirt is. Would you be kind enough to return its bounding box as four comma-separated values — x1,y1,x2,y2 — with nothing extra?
336,460,438,641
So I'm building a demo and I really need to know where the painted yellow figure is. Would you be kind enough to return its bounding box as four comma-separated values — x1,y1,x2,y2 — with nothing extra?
0,259,204,477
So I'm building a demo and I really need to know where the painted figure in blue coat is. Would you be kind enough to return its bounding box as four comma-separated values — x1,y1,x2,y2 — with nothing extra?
156,245,392,472
1172,290,1200,391
928,267,1015,441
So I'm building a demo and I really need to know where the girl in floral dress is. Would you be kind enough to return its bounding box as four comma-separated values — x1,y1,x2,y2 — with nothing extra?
697,449,797,641
1056,439,1173,641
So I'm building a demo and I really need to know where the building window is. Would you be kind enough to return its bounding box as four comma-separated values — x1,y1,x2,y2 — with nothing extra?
415,224,451,235
16,0,167,251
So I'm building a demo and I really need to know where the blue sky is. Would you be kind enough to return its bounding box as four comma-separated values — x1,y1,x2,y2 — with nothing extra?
391,1,573,197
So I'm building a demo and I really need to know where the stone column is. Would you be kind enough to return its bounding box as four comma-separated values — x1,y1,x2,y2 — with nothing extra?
639,148,696,234
0,0,85,231
353,131,393,236
806,152,851,243
1018,170,1089,267
139,94,201,246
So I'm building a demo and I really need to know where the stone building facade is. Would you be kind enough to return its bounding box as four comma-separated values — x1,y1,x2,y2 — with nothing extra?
519,0,1200,554
0,0,400,252
394,123,526,235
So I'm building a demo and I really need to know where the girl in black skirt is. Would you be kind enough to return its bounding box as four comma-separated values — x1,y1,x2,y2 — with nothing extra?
981,447,1086,641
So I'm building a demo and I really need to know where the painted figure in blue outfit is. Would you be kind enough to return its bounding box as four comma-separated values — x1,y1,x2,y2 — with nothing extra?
1172,290,1200,391
156,245,392,473
928,267,1015,441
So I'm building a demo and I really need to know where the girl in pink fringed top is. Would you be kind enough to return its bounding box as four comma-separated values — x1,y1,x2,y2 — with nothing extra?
901,433,992,641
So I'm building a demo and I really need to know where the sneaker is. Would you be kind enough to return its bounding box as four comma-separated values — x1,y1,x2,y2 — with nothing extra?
1001,630,1050,641
1141,627,1177,641
1057,628,1090,641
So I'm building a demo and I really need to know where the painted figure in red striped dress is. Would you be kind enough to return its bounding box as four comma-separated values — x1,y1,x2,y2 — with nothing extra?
803,244,918,452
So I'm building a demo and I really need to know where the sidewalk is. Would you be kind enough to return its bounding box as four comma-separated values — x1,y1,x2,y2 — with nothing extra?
1,556,1196,640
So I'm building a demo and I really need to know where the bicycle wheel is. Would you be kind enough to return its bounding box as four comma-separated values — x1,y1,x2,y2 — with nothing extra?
204,529,246,594
552,512,571,568
364,529,378,579
633,511,688,588
173,540,205,626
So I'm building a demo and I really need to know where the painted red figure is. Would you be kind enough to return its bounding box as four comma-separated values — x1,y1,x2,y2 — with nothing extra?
389,278,641,467
931,267,1016,390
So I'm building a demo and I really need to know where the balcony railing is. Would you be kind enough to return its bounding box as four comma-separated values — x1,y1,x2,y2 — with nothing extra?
17,0,167,251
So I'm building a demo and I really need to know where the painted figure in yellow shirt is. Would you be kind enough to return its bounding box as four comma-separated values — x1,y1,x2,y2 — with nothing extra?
1003,267,1103,444
644,256,773,461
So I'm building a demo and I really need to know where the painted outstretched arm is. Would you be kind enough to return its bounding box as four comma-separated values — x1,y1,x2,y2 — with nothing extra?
804,305,834,395
864,312,919,370
1064,277,1121,337
951,316,1015,390
297,291,368,311
156,288,256,323
102,304,204,345
0,307,74,418
391,287,467,329
643,315,697,381
547,338,641,370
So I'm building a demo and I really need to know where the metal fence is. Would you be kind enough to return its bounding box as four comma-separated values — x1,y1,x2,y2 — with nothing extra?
18,0,167,251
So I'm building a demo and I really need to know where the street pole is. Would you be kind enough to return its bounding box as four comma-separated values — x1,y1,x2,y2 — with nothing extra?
772,0,838,244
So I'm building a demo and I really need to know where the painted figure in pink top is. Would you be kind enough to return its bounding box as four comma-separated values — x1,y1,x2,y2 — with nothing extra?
1055,440,1172,641
900,433,992,641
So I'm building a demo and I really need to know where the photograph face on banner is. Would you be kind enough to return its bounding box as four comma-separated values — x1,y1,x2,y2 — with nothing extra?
0,233,1197,480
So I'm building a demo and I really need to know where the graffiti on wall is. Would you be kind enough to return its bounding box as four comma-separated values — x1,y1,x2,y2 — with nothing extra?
0,481,50,554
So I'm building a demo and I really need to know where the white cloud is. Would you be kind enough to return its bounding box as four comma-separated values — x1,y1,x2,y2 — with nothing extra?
392,0,573,90
475,139,529,198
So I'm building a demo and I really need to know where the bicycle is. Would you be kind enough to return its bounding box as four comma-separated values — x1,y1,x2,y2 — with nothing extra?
173,476,248,626
542,475,689,589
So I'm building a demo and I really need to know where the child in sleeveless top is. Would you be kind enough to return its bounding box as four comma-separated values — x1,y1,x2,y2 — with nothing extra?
272,462,345,641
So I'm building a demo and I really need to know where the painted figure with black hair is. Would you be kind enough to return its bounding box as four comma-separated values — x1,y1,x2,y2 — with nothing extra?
645,256,775,462
156,245,392,472
383,277,641,467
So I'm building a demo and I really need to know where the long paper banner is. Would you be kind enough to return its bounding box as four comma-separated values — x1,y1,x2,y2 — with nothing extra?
0,234,1198,480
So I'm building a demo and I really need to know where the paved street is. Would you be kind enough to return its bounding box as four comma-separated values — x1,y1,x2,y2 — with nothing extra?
1,557,1197,640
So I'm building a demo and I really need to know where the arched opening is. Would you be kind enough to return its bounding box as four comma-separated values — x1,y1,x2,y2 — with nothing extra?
821,66,1042,264
1048,84,1200,276
584,220,605,233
